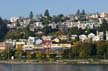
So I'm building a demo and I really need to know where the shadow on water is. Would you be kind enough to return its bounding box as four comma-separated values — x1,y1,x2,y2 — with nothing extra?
0,64,108,71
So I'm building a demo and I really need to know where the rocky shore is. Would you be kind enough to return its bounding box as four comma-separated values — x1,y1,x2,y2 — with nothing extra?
0,59,108,65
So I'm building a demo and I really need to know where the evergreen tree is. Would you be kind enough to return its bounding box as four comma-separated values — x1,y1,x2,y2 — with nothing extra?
44,9,50,17
0,17,8,41
29,11,33,19
81,9,86,15
76,9,80,16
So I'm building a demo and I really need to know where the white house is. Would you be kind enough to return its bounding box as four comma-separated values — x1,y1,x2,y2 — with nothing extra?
71,35,78,40
34,22,43,28
10,17,20,22
35,39,43,45
27,37,36,45
88,33,95,38
77,21,86,29
86,22,94,29
48,22,57,29
79,35,87,42
59,35,67,40
23,45,34,51
100,12,107,18
92,36,100,42
106,31,108,41
42,36,52,40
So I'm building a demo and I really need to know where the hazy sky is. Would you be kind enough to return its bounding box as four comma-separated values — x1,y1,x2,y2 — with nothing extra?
0,0,107,18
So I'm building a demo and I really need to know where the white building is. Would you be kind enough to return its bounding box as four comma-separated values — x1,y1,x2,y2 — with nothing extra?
48,22,57,29
35,22,43,28
10,17,20,22
23,45,34,51
79,35,87,42
92,36,100,42
88,33,95,39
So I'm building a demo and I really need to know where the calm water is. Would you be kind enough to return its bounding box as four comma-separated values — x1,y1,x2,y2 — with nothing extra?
0,64,108,71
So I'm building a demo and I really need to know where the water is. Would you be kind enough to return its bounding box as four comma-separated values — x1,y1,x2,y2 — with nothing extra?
0,64,108,71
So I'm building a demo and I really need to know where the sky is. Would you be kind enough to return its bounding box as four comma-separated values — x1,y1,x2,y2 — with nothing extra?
0,0,107,19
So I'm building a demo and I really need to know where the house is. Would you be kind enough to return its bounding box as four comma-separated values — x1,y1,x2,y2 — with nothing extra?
22,45,34,51
65,21,78,28
51,42,71,50
92,36,100,42
16,42,25,51
42,40,52,53
27,36,36,45
34,22,43,28
77,21,86,29
90,13,99,19
86,22,94,29
35,39,43,45
57,22,68,33
29,24,35,32
0,42,12,52
51,43,61,48
23,44,43,53
88,33,95,39
10,17,20,22
96,31,104,40
71,35,78,40
59,35,67,40
71,22,79,28
48,22,57,29
43,40,52,49
100,12,107,18
7,23,15,29
42,36,52,40
23,18,30,25
51,42,71,53
106,31,108,40
52,37,60,43
59,43,71,48
79,34,88,42
66,21,73,28
5,39,16,46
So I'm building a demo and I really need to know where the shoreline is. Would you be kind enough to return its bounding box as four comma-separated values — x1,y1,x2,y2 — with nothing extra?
0,59,108,65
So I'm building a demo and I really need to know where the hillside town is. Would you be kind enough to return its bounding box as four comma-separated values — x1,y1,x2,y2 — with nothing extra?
0,9,108,60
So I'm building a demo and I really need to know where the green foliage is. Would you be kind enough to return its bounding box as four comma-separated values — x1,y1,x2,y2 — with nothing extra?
42,25,52,35
100,19,108,31
6,31,21,40
79,42,93,58
6,26,33,39
96,41,106,58
52,14,65,23
69,27,85,35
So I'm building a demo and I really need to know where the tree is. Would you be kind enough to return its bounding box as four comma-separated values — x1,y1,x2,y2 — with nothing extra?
79,42,93,59
96,41,106,58
70,41,80,58
81,9,86,15
6,31,21,40
52,14,64,22
76,9,80,16
15,44,24,60
42,25,52,35
44,9,50,17
29,11,33,19
99,19,108,31
105,41,108,58
0,17,9,41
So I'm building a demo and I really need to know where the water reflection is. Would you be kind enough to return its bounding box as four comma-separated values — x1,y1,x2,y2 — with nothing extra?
0,64,108,71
